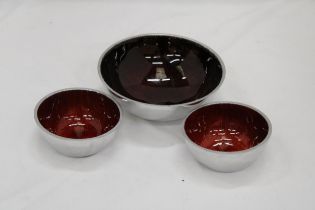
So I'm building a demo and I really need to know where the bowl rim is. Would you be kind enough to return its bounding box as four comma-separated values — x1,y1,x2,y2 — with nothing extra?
182,101,272,154
97,33,226,107
34,87,122,142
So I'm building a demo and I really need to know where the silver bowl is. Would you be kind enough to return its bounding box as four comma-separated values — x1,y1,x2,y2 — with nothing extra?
183,102,272,172
98,34,225,121
34,88,122,157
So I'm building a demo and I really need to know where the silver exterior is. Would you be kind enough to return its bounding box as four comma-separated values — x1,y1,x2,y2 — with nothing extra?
185,139,266,172
34,88,122,158
37,126,118,157
98,33,226,121
183,102,272,172
109,90,205,121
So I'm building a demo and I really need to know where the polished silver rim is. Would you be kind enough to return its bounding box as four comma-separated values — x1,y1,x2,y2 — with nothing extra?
182,101,272,154
97,33,226,107
34,87,123,142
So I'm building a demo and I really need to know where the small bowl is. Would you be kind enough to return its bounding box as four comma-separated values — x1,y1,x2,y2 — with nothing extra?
183,102,272,172
98,34,225,121
34,88,122,157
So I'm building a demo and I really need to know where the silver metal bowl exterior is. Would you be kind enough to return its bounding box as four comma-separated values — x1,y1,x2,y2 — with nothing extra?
183,102,272,172
34,88,122,158
108,90,205,121
98,33,226,121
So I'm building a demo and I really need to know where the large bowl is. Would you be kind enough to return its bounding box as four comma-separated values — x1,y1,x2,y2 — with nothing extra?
98,34,225,121
34,88,122,157
183,102,272,172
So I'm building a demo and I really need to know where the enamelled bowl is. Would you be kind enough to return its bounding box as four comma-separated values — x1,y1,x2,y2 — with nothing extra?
98,34,225,121
184,102,272,172
34,88,122,157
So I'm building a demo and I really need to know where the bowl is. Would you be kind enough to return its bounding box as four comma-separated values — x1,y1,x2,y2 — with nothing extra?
98,34,225,121
183,102,272,172
34,88,122,157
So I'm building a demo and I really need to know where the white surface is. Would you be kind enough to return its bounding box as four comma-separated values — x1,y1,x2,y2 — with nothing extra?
0,0,314,209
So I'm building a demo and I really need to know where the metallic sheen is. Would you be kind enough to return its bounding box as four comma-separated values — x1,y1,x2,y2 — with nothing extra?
34,88,122,157
183,102,272,172
98,34,226,121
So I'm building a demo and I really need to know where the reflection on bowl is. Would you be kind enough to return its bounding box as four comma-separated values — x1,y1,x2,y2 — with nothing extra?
34,88,121,157
184,102,272,172
99,34,225,121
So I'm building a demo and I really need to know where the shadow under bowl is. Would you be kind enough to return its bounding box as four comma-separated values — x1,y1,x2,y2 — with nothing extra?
184,102,272,172
99,34,225,121
34,88,121,157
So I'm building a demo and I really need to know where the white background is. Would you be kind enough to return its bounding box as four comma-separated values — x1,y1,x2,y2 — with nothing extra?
0,0,314,209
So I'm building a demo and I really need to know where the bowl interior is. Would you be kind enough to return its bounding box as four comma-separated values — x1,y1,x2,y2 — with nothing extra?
100,35,223,105
37,90,120,139
184,104,269,152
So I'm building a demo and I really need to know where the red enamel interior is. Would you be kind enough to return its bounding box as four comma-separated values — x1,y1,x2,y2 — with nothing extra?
100,35,223,105
184,104,269,152
37,90,120,139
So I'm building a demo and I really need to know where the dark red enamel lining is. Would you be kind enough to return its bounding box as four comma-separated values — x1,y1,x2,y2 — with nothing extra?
184,104,269,152
37,90,120,139
100,35,223,105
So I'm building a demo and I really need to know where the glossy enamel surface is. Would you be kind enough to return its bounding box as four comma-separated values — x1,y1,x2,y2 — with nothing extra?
100,35,223,105
34,88,121,157
185,103,269,152
37,89,120,139
183,102,272,172
98,34,225,121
